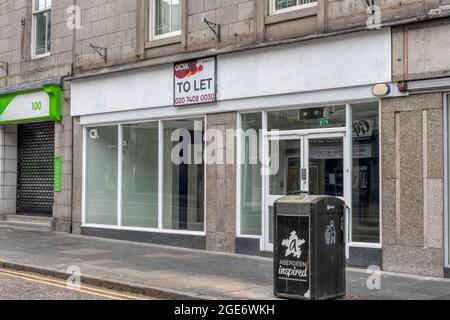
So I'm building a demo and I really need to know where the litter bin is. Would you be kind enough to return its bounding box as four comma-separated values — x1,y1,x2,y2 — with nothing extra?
273,195,346,300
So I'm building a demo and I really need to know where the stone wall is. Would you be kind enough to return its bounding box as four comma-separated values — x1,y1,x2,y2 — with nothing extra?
53,82,73,232
187,0,256,50
72,0,444,72
0,0,74,229
71,115,83,235
381,93,444,277
393,19,450,82
0,125,17,220
0,0,73,86
205,112,237,253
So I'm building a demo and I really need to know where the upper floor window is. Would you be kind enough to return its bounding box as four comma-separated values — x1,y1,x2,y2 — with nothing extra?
271,0,317,15
32,0,51,58
150,0,181,40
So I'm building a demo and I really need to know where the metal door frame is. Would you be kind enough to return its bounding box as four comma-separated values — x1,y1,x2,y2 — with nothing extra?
262,129,350,255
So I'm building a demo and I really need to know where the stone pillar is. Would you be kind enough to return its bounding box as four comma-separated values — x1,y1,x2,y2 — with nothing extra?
0,125,18,220
206,112,237,253
72,116,83,235
53,84,73,233
381,93,444,277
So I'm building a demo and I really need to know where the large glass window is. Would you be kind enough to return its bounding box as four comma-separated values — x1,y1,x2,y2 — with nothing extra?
268,106,346,132
122,123,159,229
152,0,181,39
33,0,51,57
352,103,380,243
85,119,205,233
163,119,204,232
240,113,262,236
86,126,118,225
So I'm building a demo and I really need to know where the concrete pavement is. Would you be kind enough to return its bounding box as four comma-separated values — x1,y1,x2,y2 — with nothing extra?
0,227,449,300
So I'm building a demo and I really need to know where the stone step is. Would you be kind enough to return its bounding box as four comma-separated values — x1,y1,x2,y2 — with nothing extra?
6,215,53,223
0,217,54,232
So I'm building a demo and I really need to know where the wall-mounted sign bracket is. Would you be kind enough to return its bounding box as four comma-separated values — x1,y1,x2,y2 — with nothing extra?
203,17,221,42
90,44,108,63
0,61,8,76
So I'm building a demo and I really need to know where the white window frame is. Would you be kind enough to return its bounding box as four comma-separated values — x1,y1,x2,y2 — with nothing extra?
270,0,318,15
31,0,52,59
82,117,207,237
236,101,383,252
149,0,182,41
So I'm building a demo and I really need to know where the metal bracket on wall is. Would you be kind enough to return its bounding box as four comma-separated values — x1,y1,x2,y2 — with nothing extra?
90,44,108,63
365,0,376,14
0,61,8,76
203,16,221,42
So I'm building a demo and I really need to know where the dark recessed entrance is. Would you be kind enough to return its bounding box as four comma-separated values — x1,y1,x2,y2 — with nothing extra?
17,122,55,217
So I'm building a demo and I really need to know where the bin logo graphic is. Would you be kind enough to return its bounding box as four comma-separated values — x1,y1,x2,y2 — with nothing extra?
282,231,306,259
325,221,337,246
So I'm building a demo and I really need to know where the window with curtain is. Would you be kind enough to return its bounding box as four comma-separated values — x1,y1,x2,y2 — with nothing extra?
152,0,181,39
33,0,52,57
273,0,317,13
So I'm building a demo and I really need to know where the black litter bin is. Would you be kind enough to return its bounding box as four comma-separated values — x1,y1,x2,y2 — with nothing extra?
273,195,346,300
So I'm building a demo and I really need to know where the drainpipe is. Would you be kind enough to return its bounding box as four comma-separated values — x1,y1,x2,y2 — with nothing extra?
69,0,78,234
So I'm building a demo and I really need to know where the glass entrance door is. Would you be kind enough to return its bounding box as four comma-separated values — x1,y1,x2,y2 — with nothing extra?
263,133,346,252
264,136,304,251
307,136,344,199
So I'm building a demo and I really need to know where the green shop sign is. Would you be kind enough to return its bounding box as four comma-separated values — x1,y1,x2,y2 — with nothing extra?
0,85,61,125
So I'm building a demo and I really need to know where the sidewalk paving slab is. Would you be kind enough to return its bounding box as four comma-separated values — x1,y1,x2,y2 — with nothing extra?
0,227,450,300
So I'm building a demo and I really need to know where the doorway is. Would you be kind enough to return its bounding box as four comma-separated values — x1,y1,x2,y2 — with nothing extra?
16,122,55,217
263,131,348,252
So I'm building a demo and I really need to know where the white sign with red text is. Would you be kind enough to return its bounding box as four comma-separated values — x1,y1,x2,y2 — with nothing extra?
174,57,216,106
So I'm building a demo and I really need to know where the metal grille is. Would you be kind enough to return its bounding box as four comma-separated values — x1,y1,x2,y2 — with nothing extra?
17,122,55,215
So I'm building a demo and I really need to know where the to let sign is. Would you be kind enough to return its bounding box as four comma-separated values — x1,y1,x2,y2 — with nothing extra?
174,57,216,106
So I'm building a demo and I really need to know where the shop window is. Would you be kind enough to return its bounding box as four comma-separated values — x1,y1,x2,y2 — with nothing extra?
122,123,159,229
271,0,317,14
163,119,204,232
86,126,119,226
32,0,52,57
351,103,380,244
240,113,263,236
268,105,346,132
150,0,181,40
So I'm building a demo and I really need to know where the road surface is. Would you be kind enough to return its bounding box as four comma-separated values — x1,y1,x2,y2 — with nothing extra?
0,268,149,300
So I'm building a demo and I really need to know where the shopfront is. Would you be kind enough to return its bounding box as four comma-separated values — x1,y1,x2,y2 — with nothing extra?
72,28,392,264
238,103,380,259
0,85,61,218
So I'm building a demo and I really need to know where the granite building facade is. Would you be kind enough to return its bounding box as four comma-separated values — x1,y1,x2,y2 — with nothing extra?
1,0,450,278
